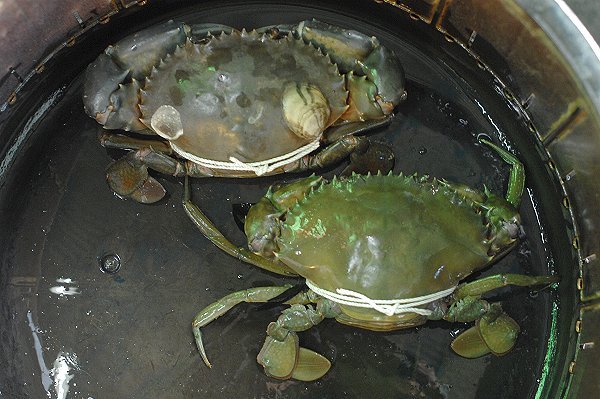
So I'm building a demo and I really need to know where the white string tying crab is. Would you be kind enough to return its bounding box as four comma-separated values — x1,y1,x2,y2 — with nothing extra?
305,279,457,317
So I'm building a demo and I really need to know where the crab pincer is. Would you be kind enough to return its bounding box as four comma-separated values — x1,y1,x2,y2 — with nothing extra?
295,19,406,119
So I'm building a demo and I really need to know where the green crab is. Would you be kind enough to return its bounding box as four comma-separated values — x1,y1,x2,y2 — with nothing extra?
186,139,558,381
83,19,405,203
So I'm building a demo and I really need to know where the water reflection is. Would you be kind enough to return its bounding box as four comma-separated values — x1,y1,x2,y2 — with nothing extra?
27,311,80,398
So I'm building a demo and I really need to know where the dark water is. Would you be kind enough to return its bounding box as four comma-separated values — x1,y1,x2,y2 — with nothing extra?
0,2,563,398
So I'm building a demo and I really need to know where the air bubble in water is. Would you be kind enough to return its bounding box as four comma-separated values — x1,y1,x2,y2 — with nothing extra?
99,254,121,274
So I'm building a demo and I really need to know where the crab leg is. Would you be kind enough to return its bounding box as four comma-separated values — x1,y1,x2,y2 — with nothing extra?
453,273,559,300
283,134,367,172
257,299,340,381
104,132,394,203
324,118,393,142
182,177,298,276
193,285,310,367
283,134,395,175
194,287,335,381
105,146,224,203
439,139,525,209
450,303,521,359
187,23,234,40
443,273,559,322
105,148,188,203
445,272,558,358
100,132,173,154
480,139,525,208
104,150,171,204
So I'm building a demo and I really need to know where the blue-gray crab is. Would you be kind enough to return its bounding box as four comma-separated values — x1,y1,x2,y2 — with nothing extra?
83,19,405,203
186,139,558,381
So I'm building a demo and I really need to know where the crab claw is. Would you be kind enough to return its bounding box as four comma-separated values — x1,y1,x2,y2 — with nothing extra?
450,306,520,358
296,19,406,122
342,72,387,122
82,53,129,126
358,45,407,112
106,153,166,203
83,21,190,132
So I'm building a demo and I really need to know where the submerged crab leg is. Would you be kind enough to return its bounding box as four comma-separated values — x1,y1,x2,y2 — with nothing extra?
450,303,521,359
105,151,170,204
193,287,334,381
182,177,298,276
440,139,525,208
324,118,393,142
105,148,188,203
453,273,559,300
446,272,558,358
105,145,255,203
283,134,395,175
192,285,310,367
283,135,367,172
480,139,525,208
100,132,173,154
257,300,339,381
104,132,394,203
